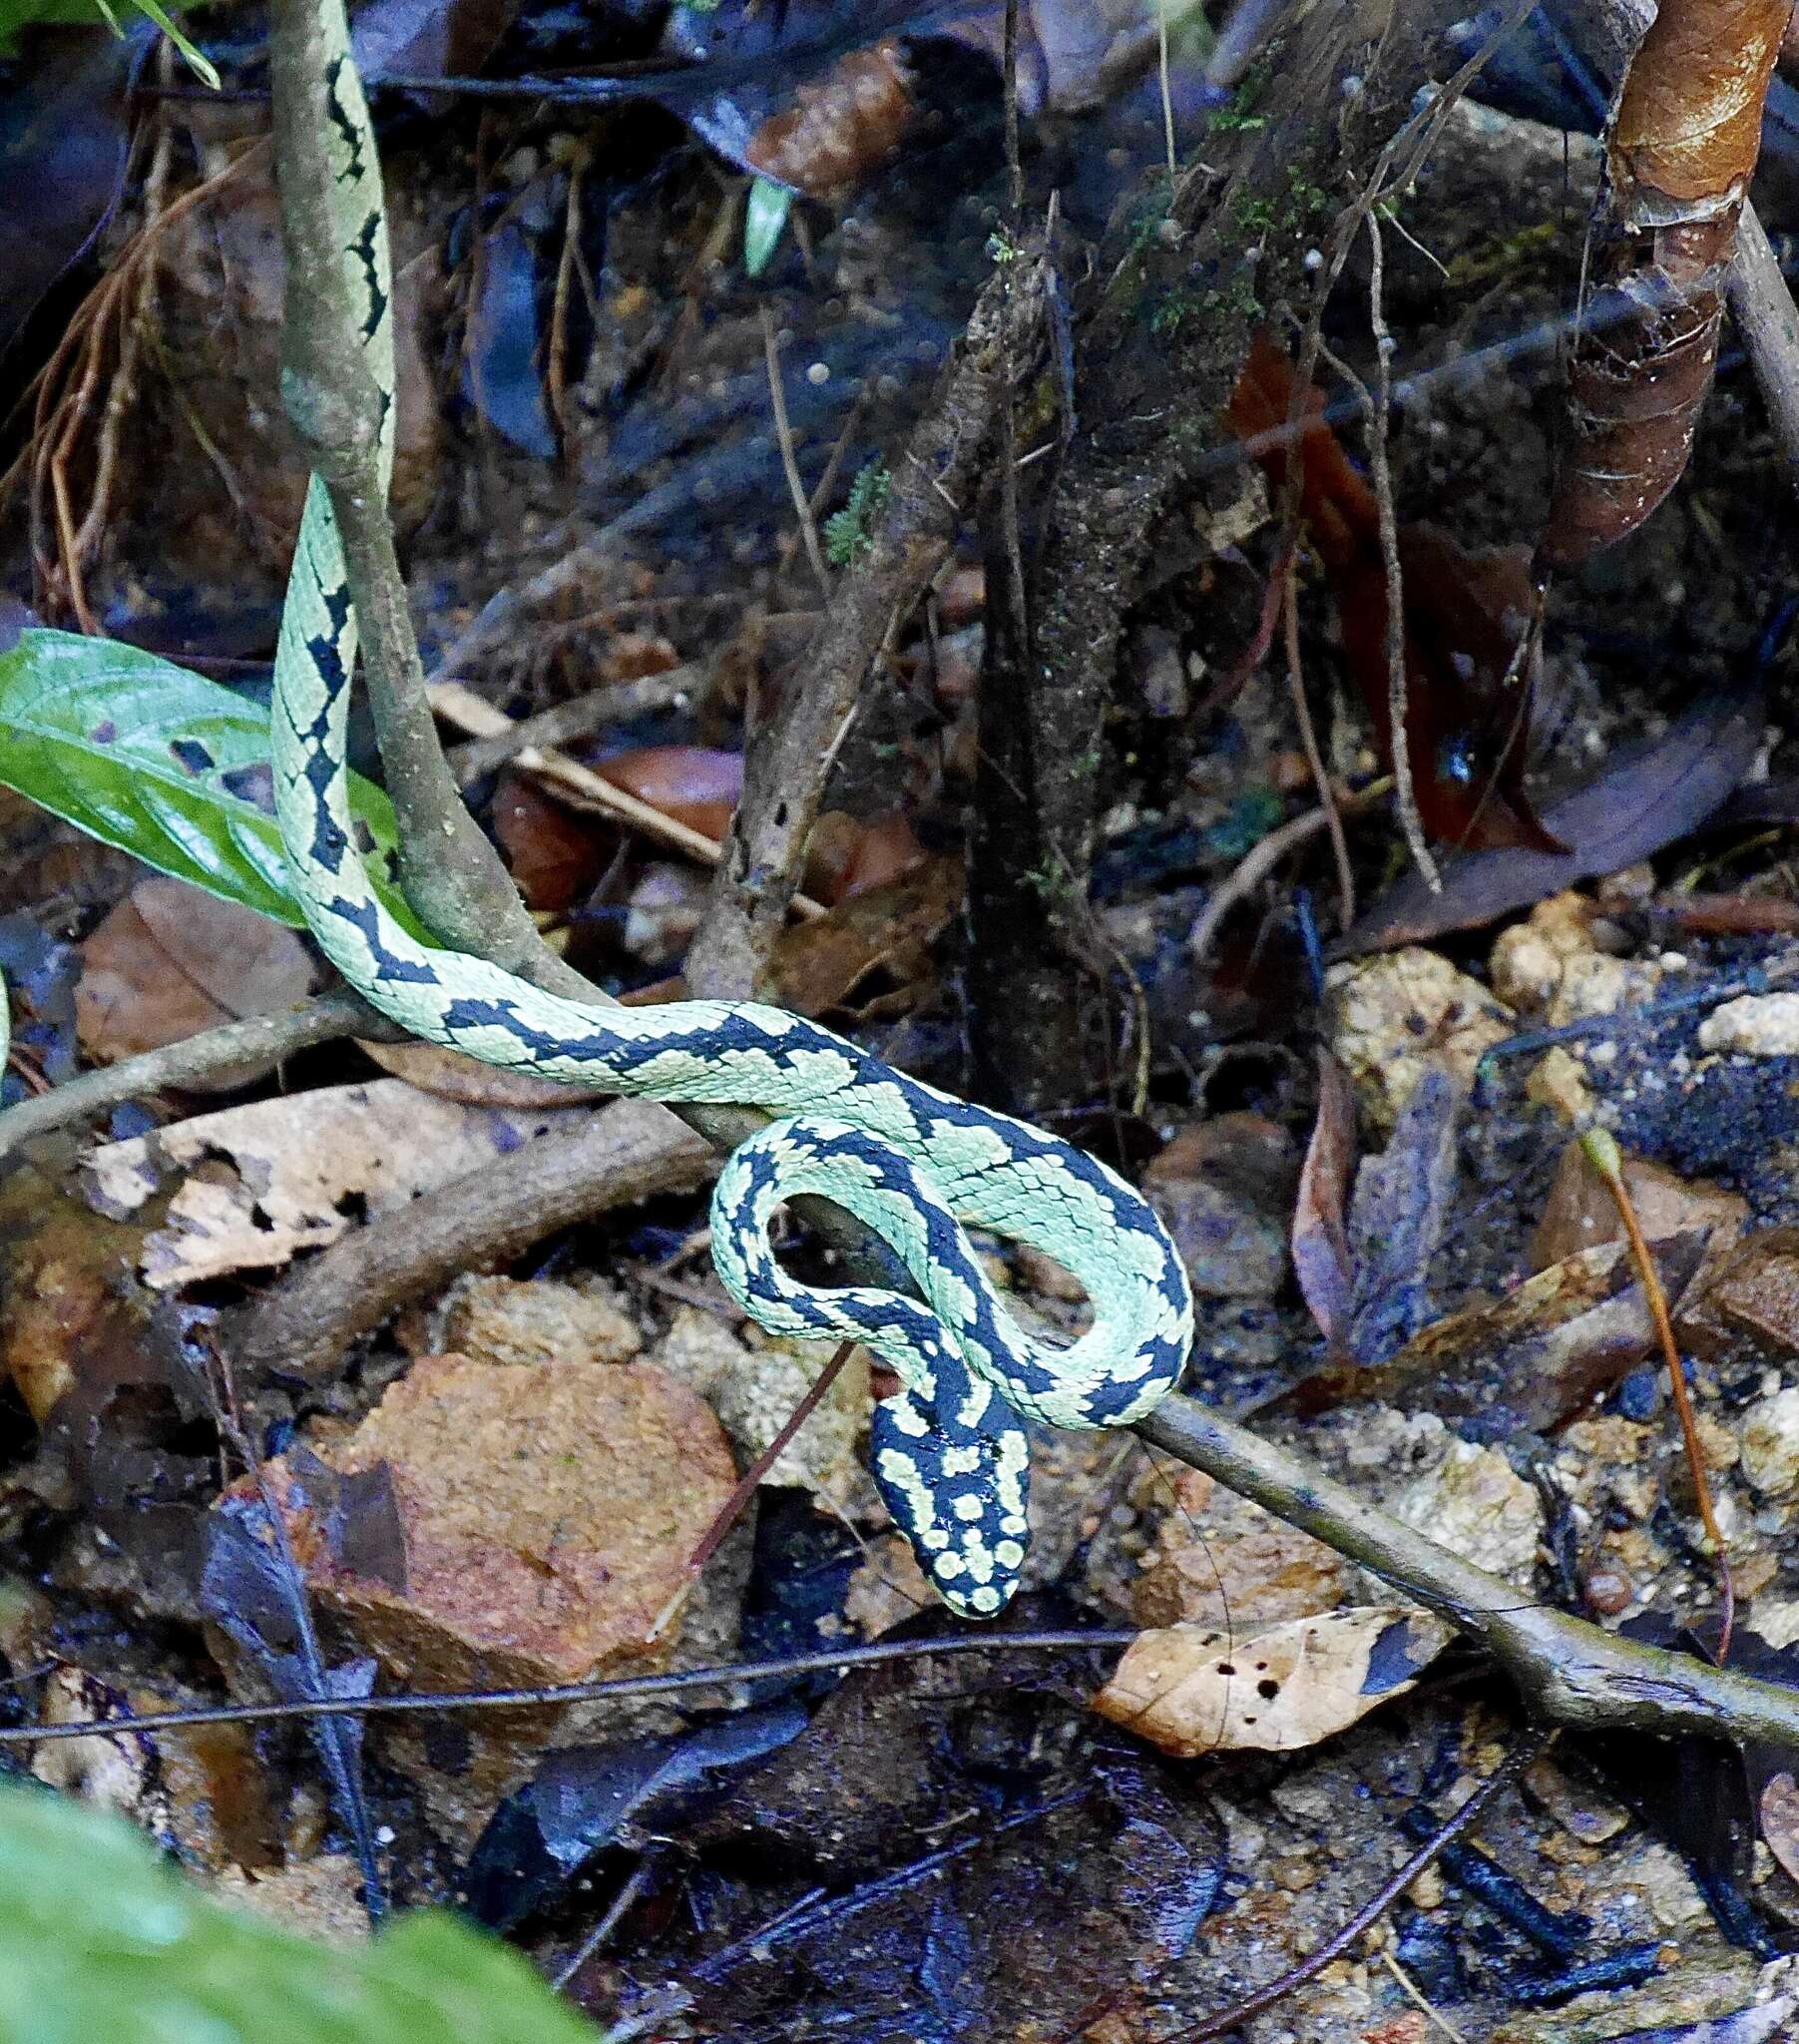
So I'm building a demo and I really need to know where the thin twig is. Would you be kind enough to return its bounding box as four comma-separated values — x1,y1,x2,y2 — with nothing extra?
443,667,704,781
1188,781,1386,965
760,306,830,595
651,1337,860,1638
1582,1126,1735,1661
1727,199,1799,502
1280,554,1355,929
430,678,827,916
1363,213,1439,890
0,1630,1142,1745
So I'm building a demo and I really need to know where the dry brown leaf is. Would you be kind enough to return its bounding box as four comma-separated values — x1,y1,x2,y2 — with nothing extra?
355,1036,593,1111
769,854,961,1019
1291,1051,1357,1348
1094,1607,1452,1758
76,876,320,1084
1761,1770,1799,1884
80,1079,583,1287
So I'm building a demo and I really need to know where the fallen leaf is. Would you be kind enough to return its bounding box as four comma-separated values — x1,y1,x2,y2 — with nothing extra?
769,853,961,1018
1532,1140,1744,1273
1760,1771,1799,1885
81,1079,584,1289
75,876,321,1086
1272,1234,1709,1437
594,746,743,841
1095,1607,1452,1757
493,769,607,915
1341,667,1765,952
1291,1050,1357,1348
1343,1065,1461,1364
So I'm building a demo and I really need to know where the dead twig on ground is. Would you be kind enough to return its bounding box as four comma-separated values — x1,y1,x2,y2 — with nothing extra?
430,679,828,915
1280,553,1356,928
442,667,704,780
761,307,831,595
1582,1126,1735,1660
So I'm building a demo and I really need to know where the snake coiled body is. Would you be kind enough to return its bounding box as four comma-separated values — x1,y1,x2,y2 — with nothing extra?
270,4,1194,1617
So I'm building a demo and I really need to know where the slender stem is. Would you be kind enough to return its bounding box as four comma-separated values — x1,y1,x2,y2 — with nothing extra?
1582,1127,1735,1660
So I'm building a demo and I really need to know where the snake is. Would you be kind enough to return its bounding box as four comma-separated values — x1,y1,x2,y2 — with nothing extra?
268,0,1194,1620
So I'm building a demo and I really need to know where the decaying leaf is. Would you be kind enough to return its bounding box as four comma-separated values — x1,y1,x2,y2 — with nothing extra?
1273,1234,1708,1437
1760,1770,1799,1884
1539,0,1786,568
1095,1607,1452,1757
75,876,320,1083
1342,1063,1461,1365
769,853,961,1018
1342,663,1764,952
1290,1049,1356,1349
1227,328,1555,852
80,1079,583,1289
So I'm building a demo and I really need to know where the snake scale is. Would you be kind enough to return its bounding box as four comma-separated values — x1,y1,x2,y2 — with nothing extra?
269,0,1194,1618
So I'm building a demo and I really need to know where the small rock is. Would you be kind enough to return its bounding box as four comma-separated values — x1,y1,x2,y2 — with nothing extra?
1490,891,1601,1013
1131,1466,1346,1630
1531,1142,1746,1274
1491,891,1668,1031
215,1855,369,1943
215,1351,736,1829
651,1306,871,1509
1699,992,1799,1058
1391,1439,1542,1587
1324,949,1513,1133
1742,1389,1799,1500
1525,1044,1594,1124
1679,1229,1799,1364
435,1273,642,1367
1142,1114,1298,1299
1523,1755,1630,1844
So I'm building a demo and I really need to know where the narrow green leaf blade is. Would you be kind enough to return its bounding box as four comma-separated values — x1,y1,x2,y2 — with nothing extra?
0,628,425,936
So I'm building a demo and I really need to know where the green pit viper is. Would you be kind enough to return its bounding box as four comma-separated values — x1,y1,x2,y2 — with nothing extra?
268,0,1194,1618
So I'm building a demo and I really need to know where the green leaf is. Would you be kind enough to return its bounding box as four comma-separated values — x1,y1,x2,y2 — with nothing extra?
0,1781,605,2042
0,628,427,937
0,0,223,81
743,176,793,278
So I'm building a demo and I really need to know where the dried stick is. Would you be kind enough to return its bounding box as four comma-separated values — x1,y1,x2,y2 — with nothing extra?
1582,1126,1735,1660
1280,555,1355,928
442,668,704,780
0,991,401,1161
1728,199,1799,501
760,307,830,594
430,678,827,915
1364,213,1440,891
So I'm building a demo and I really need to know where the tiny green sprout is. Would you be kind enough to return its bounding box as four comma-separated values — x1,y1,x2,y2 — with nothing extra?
824,461,892,568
